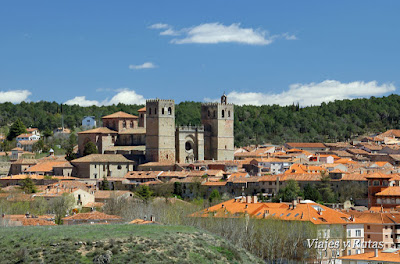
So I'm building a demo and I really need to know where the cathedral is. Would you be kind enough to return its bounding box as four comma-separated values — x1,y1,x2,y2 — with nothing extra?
77,94,234,164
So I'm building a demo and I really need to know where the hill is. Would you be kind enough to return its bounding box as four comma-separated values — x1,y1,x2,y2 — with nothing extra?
1,94,400,146
0,224,263,264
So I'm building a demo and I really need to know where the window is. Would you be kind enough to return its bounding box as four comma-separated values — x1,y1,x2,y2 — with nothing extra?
373,180,380,186
348,250,351,256
149,108,152,115
162,108,165,115
123,121,126,128
355,230,361,237
168,107,172,115
208,110,210,117
130,121,133,128
213,110,216,117
228,111,231,117
367,235,370,238
222,110,225,118
347,230,351,237
117,165,122,170
155,108,157,114
367,225,370,229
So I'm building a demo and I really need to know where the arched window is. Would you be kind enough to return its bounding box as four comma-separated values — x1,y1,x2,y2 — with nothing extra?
130,121,133,128
168,107,172,115
213,110,216,118
228,111,231,117
155,108,157,115
222,110,225,118
123,120,126,128
207,110,210,117
162,108,165,115
149,108,152,115
166,154,169,160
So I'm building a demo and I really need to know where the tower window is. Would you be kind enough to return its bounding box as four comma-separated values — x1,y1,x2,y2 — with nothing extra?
228,111,231,117
162,108,165,115
168,107,172,115
213,110,216,118
155,108,157,115
130,121,133,128
123,121,126,128
208,110,210,117
222,110,225,118
149,108,152,115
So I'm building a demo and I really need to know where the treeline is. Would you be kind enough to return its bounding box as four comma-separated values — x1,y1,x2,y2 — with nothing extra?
1,94,400,146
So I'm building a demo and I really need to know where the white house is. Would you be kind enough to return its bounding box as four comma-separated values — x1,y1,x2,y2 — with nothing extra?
82,116,96,129
16,133,40,142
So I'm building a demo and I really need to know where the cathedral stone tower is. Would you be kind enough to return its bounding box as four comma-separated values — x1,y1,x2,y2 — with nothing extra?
145,99,176,163
201,93,234,160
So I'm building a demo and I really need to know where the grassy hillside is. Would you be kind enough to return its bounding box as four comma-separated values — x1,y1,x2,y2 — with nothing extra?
0,224,263,264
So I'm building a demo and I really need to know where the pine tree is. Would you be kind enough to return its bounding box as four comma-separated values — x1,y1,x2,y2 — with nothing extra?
7,118,27,141
20,177,37,194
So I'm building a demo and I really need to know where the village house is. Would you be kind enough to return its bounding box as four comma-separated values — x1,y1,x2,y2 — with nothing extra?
70,154,136,179
340,248,400,263
82,116,97,129
62,211,122,225
16,133,40,142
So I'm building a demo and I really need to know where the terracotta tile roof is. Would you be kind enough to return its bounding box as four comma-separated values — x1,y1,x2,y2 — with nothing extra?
286,143,326,148
102,111,138,119
83,202,105,208
78,127,118,134
346,148,369,155
364,172,393,179
379,129,400,138
12,159,38,165
18,140,38,145
339,249,400,262
137,107,146,112
202,181,227,186
71,154,136,163
375,186,400,197
340,173,367,181
129,218,157,224
3,215,56,226
62,211,122,221
375,161,392,167
26,161,69,173
125,171,163,179
194,199,360,225
11,147,24,151
26,128,39,132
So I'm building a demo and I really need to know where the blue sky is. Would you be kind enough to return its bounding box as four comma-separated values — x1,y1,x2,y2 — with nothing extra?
0,1,399,106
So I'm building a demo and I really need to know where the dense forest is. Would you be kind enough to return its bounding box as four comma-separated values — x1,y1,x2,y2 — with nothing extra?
1,94,400,146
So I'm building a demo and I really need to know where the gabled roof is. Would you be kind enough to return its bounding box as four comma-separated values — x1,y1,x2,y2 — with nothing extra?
375,186,400,197
286,142,326,148
137,107,146,112
102,111,138,119
62,211,122,221
78,127,118,134
71,154,136,163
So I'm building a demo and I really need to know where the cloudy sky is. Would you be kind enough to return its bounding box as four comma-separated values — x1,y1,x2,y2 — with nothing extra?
0,1,399,106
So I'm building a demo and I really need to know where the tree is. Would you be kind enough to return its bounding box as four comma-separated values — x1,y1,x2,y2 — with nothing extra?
42,128,53,138
50,194,75,225
32,139,44,152
136,185,153,202
303,183,322,202
7,118,27,141
65,145,77,161
101,176,110,190
83,141,98,156
20,177,37,194
274,179,301,202
317,173,336,203
209,189,221,204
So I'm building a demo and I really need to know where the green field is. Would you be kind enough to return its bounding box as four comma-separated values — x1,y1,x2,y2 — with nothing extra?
0,224,263,264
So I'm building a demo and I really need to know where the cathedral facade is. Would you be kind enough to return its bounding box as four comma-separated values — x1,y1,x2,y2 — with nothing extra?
77,94,234,164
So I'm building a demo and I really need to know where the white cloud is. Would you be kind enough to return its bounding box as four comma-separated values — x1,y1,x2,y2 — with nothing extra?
64,96,100,107
204,80,396,106
150,22,296,45
129,62,157,70
64,89,146,106
0,90,31,103
106,89,146,105
148,23,170,29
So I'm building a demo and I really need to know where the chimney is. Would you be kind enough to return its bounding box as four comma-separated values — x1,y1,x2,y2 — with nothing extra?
292,200,297,209
253,196,258,204
221,204,225,208
245,204,248,209
374,248,378,257
317,208,322,215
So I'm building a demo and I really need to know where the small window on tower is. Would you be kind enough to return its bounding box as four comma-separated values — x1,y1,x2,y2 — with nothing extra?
228,111,231,117
162,108,165,115
123,121,126,128
208,110,210,117
168,107,172,115
222,110,225,118
213,111,216,117
130,121,133,128
149,108,152,115
155,108,157,114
